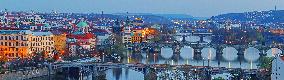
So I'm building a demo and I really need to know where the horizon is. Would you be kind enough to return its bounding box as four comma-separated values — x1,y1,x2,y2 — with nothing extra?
1,9,283,18
1,0,283,17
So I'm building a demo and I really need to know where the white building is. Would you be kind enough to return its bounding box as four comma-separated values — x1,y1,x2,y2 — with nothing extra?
97,34,110,45
122,24,133,43
272,55,284,80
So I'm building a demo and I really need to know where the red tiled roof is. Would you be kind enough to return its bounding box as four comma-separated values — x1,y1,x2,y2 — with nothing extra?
68,33,95,39
36,24,44,26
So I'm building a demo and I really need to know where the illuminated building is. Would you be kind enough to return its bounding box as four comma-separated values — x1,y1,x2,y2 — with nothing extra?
122,17,133,43
67,33,96,56
0,30,54,60
67,21,96,56
130,27,157,43
52,31,67,55
131,27,144,43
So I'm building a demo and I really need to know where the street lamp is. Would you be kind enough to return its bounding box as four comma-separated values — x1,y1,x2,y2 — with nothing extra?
202,58,205,67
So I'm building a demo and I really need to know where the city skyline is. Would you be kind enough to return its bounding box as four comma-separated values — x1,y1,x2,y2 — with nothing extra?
0,0,283,17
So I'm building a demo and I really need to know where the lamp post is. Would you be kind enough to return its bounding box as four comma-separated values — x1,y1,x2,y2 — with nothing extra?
202,58,205,67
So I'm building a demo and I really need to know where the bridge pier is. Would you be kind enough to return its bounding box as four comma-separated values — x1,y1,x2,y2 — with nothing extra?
191,44,203,60
259,48,268,57
173,42,181,54
236,46,246,60
198,35,205,43
215,45,224,67
182,35,186,43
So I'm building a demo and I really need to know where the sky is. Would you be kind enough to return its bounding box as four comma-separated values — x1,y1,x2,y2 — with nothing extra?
0,0,283,17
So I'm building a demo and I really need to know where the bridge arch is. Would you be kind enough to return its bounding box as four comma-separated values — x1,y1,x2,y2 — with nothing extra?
180,46,194,59
161,47,173,59
222,47,238,61
267,48,282,57
244,47,260,61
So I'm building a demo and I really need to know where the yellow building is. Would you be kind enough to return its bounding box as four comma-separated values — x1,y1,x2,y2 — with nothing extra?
53,33,67,55
130,28,158,43
0,30,54,60
131,28,144,43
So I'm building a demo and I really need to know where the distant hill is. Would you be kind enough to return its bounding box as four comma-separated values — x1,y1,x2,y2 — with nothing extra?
113,13,206,21
211,10,284,23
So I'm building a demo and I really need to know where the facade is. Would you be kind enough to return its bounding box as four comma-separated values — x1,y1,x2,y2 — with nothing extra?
52,32,67,54
272,55,284,80
122,34,132,43
122,20,133,44
131,28,144,43
67,21,96,56
0,30,54,60
67,33,96,56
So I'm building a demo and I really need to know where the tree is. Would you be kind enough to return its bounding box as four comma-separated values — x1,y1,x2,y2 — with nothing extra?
213,77,225,80
34,51,45,63
259,57,273,69
144,68,157,80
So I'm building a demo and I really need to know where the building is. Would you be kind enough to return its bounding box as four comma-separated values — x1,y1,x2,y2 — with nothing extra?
29,31,54,54
131,27,144,43
51,31,67,55
76,21,90,34
67,21,96,56
0,30,54,61
122,18,133,44
272,54,284,80
67,33,96,56
112,19,122,35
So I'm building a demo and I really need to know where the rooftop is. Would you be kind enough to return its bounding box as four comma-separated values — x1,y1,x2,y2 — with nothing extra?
0,30,53,36
77,21,88,28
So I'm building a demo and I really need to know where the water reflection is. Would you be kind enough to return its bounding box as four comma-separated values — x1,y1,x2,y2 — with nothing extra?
180,46,194,59
222,47,238,61
244,47,260,61
201,48,216,60
106,68,144,80
105,36,284,80
107,46,283,80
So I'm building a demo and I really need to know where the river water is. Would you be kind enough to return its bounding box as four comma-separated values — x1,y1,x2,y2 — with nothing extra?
104,36,282,80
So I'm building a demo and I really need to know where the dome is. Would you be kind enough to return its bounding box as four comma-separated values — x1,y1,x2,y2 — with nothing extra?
44,24,50,27
77,21,88,28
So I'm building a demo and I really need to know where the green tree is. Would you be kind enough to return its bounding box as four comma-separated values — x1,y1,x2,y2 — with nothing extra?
259,57,273,69
213,77,225,80
144,68,157,80
256,32,265,44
